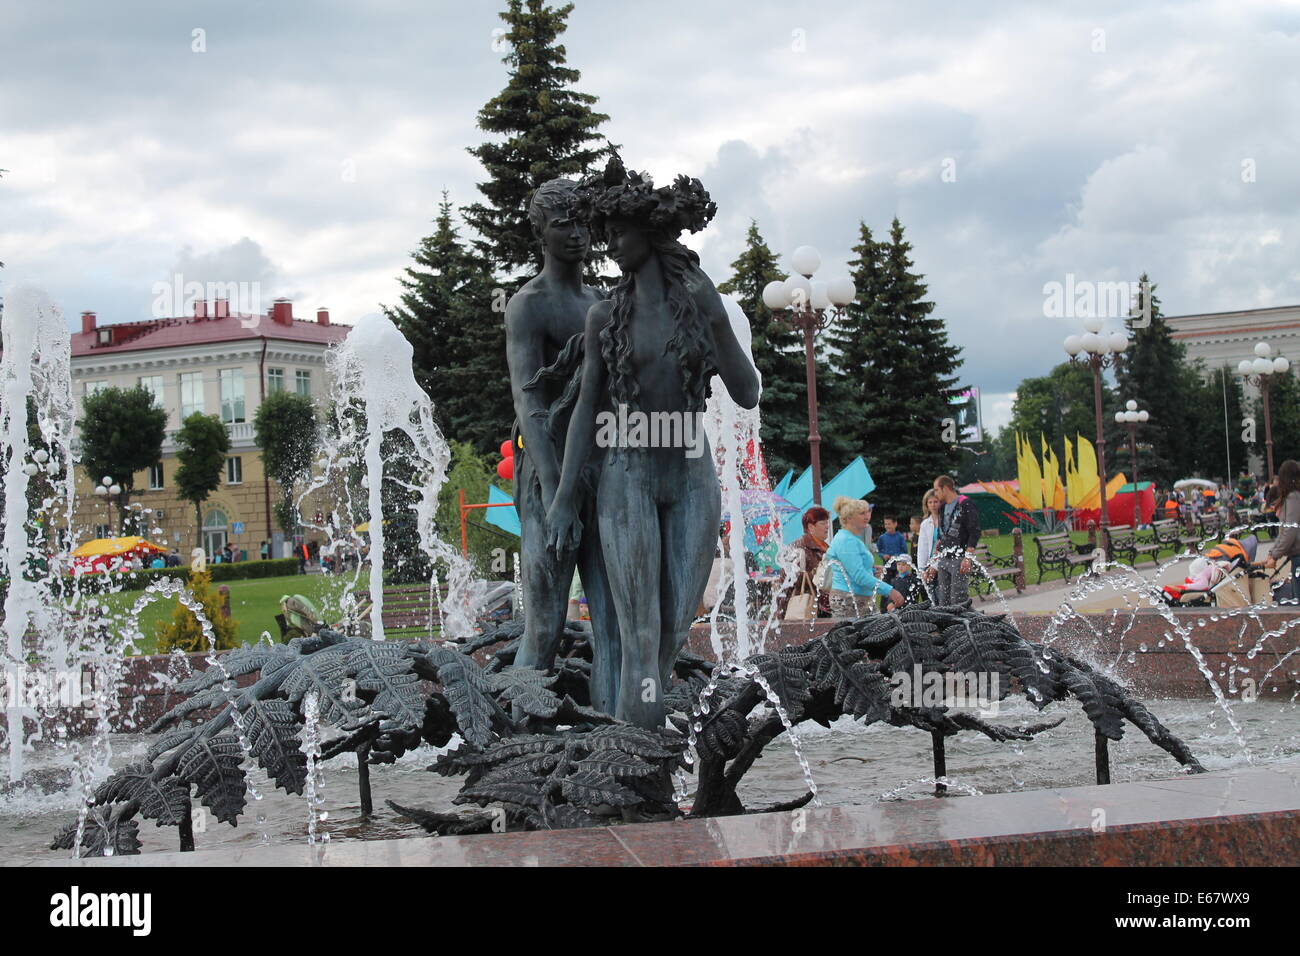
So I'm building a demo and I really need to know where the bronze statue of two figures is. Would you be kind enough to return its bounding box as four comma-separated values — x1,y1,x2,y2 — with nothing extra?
505,158,760,729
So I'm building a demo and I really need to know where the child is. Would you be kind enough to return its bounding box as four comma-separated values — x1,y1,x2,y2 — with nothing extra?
877,517,910,611
877,516,907,562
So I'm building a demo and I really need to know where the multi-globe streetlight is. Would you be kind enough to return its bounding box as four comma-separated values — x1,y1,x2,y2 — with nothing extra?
761,246,856,506
1114,400,1149,492
92,475,121,536
1063,317,1130,559
1235,341,1290,483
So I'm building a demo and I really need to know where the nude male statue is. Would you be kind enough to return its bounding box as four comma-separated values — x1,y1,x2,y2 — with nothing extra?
504,178,621,712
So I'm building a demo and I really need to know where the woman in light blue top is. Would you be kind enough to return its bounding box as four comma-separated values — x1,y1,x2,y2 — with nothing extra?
826,496,903,617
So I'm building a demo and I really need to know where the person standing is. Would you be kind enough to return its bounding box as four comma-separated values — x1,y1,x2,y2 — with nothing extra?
825,496,903,617
926,475,980,605
916,489,943,593
781,506,832,618
1264,460,1300,603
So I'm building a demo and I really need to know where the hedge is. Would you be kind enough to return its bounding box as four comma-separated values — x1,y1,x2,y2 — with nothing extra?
1,558,304,601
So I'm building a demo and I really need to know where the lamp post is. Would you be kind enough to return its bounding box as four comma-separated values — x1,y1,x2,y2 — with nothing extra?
1114,400,1149,525
762,246,856,506
92,475,121,536
1235,341,1290,483
1064,319,1130,558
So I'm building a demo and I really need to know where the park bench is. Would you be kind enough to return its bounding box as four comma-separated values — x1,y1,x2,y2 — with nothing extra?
1034,532,1094,584
1197,512,1224,546
1132,525,1162,565
1152,519,1182,556
968,543,1024,600
1105,525,1137,565
350,583,444,638
347,580,516,638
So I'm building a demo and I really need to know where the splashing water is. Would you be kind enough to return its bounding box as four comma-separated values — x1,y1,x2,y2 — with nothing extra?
2,287,79,785
301,313,485,640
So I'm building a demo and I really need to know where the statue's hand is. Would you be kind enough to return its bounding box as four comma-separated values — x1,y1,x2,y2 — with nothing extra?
546,499,582,554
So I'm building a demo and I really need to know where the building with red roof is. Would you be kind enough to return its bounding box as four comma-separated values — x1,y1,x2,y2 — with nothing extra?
71,298,350,559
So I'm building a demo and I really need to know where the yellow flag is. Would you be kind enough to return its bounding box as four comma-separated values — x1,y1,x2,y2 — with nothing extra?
1073,434,1099,507
1017,432,1043,509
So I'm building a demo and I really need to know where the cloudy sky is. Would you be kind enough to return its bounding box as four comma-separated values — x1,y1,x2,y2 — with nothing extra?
4,0,1299,431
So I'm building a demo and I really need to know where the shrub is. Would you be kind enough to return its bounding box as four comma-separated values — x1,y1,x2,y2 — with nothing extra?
155,569,240,654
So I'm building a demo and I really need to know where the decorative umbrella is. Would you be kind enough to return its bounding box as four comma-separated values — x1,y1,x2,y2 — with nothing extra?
720,489,801,524
1173,478,1216,491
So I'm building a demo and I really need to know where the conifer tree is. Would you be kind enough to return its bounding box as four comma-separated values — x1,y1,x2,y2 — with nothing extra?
463,0,612,276
385,197,514,457
827,219,963,520
1113,276,1194,486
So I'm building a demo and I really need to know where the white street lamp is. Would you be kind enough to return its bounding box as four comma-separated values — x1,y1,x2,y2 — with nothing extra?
1236,340,1290,481
769,246,857,505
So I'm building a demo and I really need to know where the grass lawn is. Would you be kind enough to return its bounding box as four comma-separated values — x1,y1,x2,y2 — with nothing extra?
979,529,1099,587
101,573,351,655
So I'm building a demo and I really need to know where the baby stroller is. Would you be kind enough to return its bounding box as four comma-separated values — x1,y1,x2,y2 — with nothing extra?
1161,536,1259,608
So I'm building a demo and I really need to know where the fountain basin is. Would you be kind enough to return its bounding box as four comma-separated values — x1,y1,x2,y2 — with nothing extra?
688,609,1300,701
27,762,1300,867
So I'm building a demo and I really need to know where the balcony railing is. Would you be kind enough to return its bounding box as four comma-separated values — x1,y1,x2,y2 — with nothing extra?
161,420,255,452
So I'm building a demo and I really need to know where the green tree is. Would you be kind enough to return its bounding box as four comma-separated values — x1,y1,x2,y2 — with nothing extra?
1184,363,1248,484
1114,276,1196,486
386,192,472,418
385,197,515,455
254,391,319,535
1006,362,1108,461
827,219,964,520
717,222,846,479
463,0,613,276
77,385,167,533
1255,370,1300,473
174,413,230,549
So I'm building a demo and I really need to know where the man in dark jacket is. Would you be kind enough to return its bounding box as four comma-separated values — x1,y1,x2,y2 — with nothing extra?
925,474,981,605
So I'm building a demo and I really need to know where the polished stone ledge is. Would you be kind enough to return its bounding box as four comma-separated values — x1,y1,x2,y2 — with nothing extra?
33,763,1300,867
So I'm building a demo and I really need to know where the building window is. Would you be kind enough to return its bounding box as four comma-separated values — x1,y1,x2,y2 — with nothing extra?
138,375,164,408
180,372,204,418
220,369,246,424
267,368,285,394
149,463,164,490
94,524,110,540
227,456,243,485
85,380,108,397
295,370,311,397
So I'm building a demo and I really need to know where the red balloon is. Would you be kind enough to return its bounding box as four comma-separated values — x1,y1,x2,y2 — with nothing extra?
497,457,514,481
500,440,515,459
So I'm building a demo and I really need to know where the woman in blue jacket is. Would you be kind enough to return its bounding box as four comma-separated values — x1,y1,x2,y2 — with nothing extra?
826,496,904,617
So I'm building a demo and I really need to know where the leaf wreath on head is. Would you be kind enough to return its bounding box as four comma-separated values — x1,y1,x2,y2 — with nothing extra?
574,155,717,238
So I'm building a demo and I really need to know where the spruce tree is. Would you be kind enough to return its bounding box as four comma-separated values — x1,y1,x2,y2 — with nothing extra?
827,219,963,520
463,0,612,276
1114,276,1194,486
386,197,515,457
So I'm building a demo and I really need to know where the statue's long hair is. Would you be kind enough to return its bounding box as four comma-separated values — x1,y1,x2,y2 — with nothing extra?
599,232,716,413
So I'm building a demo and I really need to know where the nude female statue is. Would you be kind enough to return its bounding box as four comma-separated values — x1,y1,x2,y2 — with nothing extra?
546,159,760,728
